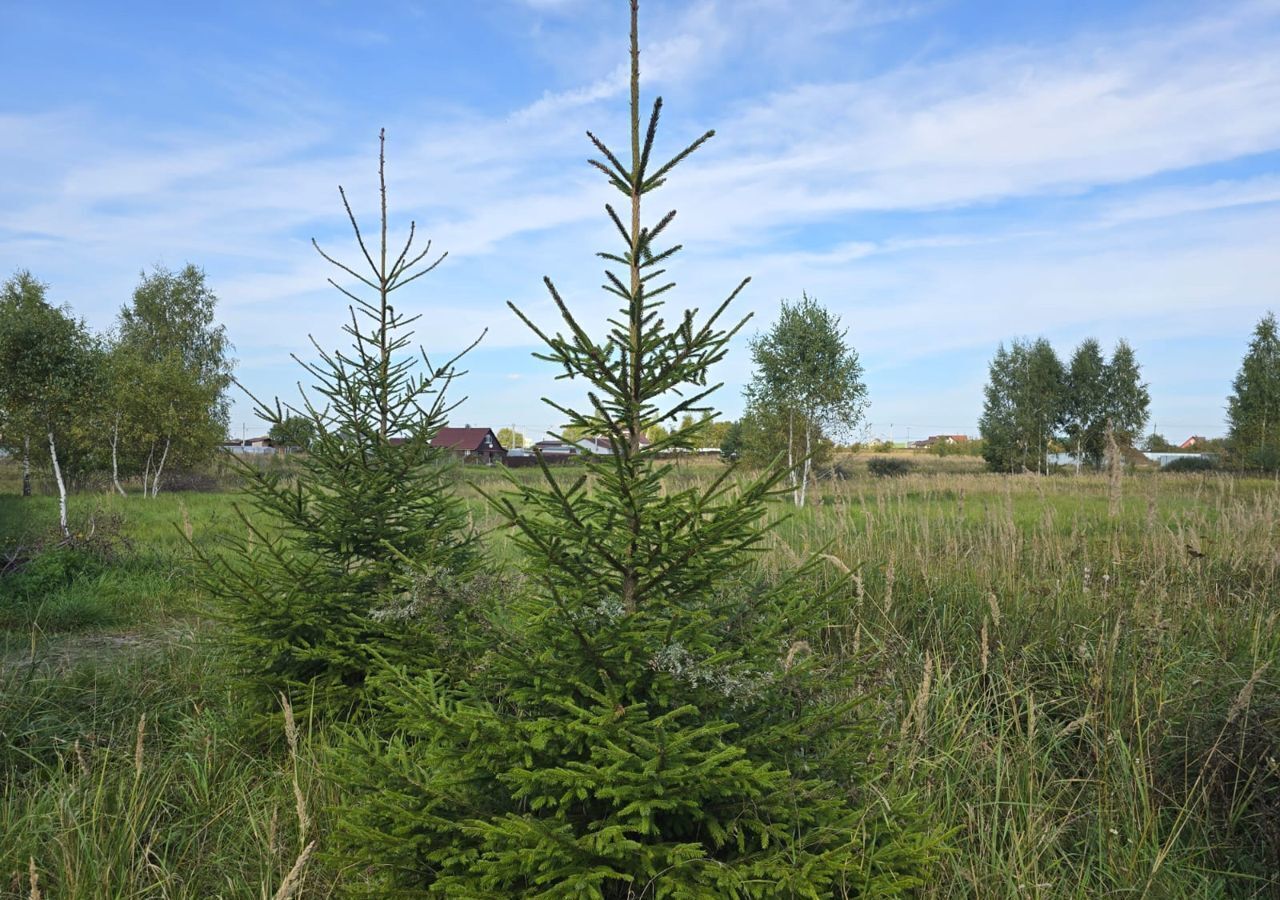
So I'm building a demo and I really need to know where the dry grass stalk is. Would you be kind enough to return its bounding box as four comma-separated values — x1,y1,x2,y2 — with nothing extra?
819,552,850,574
1106,423,1123,519
179,500,194,541
72,738,88,776
901,651,933,740
280,693,311,845
883,560,896,613
986,592,1002,629
270,840,316,900
133,713,146,783
980,617,990,676
27,858,40,900
1226,661,1270,727
783,640,811,671
1026,691,1037,745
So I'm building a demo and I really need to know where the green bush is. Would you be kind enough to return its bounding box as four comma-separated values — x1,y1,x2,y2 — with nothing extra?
1162,456,1216,473
868,457,913,477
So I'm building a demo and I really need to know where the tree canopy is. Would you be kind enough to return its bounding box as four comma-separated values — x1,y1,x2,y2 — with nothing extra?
981,336,1149,473
744,292,866,504
979,338,1065,473
0,271,99,530
1227,311,1280,471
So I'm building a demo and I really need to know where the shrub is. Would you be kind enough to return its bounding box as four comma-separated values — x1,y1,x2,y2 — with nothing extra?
331,4,938,894
868,456,913,477
1163,456,1216,473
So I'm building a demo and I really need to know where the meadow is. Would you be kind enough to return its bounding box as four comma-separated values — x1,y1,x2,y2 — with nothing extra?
1,455,1277,897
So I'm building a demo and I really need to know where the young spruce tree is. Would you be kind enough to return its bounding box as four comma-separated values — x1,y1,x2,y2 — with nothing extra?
193,132,479,718
334,5,935,894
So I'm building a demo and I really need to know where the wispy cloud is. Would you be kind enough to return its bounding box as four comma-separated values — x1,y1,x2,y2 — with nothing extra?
1,0,1277,438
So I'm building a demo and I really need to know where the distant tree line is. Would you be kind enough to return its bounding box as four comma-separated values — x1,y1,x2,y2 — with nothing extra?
0,265,232,531
978,337,1149,473
976,312,1280,474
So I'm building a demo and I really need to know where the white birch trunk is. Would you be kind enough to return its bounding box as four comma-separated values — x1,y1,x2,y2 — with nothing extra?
110,415,127,497
787,410,799,505
142,443,154,498
48,431,69,538
151,436,170,498
799,424,812,508
22,435,31,497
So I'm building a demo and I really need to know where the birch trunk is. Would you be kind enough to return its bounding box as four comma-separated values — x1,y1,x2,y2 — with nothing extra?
48,431,69,538
142,443,154,498
110,415,127,497
151,436,170,498
21,435,31,497
798,423,812,508
787,410,798,505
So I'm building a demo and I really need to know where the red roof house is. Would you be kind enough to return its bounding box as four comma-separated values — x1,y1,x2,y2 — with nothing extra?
429,427,506,464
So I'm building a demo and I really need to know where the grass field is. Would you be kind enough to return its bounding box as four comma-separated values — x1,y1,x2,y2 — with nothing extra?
1,456,1277,897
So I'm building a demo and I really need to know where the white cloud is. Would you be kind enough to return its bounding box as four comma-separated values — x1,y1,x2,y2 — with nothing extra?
2,0,1278,440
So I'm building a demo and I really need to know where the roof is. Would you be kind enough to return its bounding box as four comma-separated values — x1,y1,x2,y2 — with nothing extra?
576,434,652,453
533,440,577,453
430,427,504,452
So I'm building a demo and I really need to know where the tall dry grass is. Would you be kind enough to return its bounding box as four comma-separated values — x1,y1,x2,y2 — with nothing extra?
2,465,1277,896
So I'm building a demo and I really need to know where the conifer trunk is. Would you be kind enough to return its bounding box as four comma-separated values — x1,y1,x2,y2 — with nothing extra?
48,431,68,538
378,134,391,441
621,0,643,613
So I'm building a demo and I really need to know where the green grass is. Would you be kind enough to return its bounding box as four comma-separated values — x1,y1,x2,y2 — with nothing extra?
1,463,1277,896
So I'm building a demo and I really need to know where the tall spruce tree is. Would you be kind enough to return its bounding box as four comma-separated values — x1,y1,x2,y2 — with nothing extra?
193,132,479,717
1227,311,1280,471
332,3,935,894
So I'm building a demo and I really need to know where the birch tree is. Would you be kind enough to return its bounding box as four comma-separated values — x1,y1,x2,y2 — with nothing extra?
1064,338,1106,472
0,272,96,535
110,264,233,493
744,293,866,505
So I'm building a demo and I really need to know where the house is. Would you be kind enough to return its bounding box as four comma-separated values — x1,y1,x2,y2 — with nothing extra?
532,440,577,455
1179,435,1207,449
574,434,652,455
429,427,506,464
221,436,277,455
913,434,969,448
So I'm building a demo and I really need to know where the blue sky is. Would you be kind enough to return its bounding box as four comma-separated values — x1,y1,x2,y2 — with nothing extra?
3,0,1279,443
